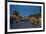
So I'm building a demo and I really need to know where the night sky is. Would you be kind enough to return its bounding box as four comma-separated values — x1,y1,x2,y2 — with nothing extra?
10,5,41,16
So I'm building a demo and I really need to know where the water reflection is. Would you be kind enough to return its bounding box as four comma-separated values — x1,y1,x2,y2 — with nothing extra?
10,18,41,29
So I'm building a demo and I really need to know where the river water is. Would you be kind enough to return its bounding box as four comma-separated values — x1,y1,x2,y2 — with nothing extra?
10,20,41,29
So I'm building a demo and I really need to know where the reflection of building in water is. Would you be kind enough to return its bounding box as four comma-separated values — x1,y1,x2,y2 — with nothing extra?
11,11,32,21
10,11,41,25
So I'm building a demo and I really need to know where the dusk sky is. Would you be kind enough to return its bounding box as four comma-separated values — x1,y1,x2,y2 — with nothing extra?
10,5,41,16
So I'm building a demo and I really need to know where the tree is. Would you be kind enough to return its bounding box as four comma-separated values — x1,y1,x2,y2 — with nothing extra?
12,11,19,16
